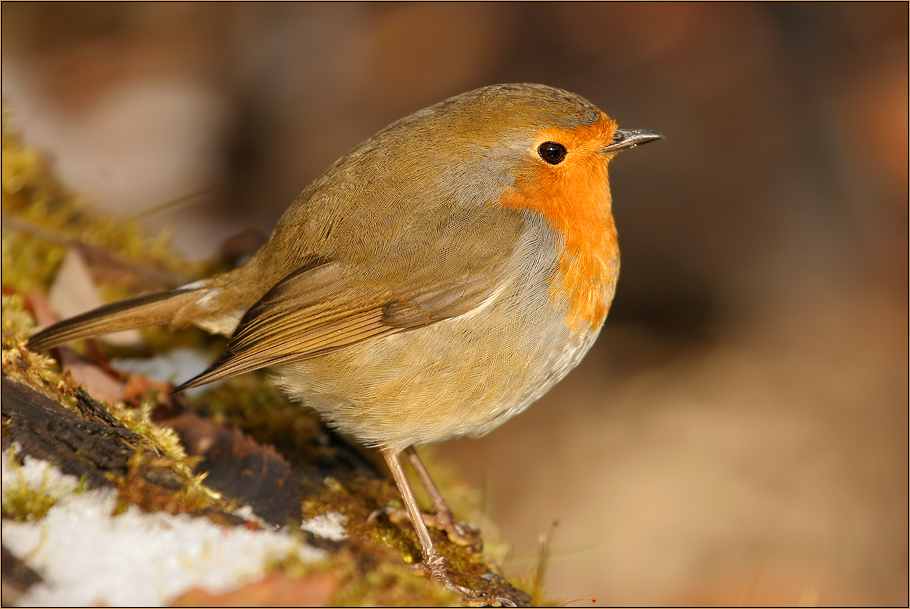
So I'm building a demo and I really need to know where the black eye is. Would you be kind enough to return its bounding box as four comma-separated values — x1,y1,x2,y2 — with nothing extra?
538,141,567,165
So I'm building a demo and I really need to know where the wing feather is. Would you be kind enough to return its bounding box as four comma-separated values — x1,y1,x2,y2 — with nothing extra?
174,207,529,393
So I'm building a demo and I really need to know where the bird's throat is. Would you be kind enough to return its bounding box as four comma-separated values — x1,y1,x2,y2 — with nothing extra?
500,145,619,332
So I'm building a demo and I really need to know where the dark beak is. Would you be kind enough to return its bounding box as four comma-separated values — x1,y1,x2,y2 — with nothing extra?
603,129,664,153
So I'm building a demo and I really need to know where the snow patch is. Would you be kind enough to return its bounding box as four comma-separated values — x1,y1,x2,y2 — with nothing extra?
2,449,325,607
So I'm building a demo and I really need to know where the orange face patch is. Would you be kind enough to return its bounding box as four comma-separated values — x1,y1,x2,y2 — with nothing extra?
500,113,621,332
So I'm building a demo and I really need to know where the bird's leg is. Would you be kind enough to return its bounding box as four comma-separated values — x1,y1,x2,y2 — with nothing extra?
382,448,506,606
404,446,483,551
381,448,449,583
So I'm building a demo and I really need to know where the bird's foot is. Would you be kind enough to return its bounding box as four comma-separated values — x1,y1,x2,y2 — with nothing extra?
452,586,520,608
369,505,483,551
418,551,517,607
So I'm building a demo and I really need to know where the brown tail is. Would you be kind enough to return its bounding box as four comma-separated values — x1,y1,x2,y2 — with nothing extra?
27,288,203,351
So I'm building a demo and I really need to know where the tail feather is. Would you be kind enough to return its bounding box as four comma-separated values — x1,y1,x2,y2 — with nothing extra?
27,289,201,351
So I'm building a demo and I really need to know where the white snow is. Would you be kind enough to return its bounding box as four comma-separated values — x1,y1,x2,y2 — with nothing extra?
2,448,326,607
300,512,348,542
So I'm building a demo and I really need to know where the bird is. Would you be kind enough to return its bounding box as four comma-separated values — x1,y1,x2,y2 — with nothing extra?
27,83,662,597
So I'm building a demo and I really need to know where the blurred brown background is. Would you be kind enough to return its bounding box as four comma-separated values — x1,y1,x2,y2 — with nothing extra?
3,3,907,605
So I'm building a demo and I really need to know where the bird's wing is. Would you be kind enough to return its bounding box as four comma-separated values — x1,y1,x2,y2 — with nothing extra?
175,208,527,391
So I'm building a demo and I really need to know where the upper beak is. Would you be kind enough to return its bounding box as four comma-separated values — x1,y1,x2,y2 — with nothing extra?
603,129,664,154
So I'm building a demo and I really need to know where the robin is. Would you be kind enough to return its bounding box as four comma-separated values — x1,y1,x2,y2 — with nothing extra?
28,83,661,597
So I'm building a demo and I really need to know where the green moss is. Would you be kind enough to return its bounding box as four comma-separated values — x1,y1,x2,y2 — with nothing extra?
266,543,458,607
299,471,526,605
2,110,192,289
298,478,464,604
112,449,218,517
187,373,322,446
3,483,59,521
267,513,459,607
1,296,70,404
1,292,224,524
1,456,60,522
1,230,66,293
2,105,226,318
2,293,39,340
334,556,460,607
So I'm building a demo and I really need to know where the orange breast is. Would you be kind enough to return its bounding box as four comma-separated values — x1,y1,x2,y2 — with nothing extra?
500,114,620,333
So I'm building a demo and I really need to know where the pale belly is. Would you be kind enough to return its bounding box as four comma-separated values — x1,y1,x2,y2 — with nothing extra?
272,289,603,451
